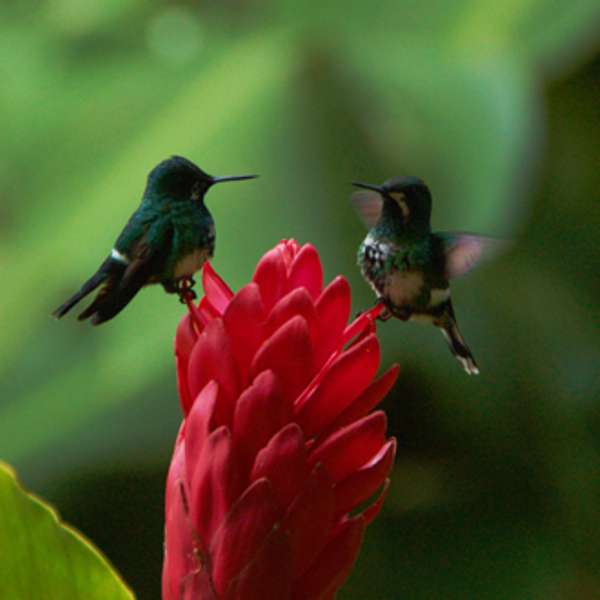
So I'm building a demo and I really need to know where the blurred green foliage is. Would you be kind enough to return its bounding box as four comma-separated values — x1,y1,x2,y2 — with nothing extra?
1,0,599,598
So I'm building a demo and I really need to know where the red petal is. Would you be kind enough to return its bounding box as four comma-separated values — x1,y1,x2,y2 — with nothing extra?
324,364,400,435
184,381,218,473
333,439,396,517
346,314,377,348
314,277,351,367
175,314,199,415
342,309,377,344
252,247,288,312
362,478,390,525
288,244,323,300
181,571,218,600
280,464,334,578
198,296,221,321
223,283,266,387
265,288,317,343
224,528,292,600
251,423,309,512
295,334,380,437
202,262,234,314
211,478,280,595
163,440,195,600
292,517,365,600
232,371,291,475
366,302,385,320
250,316,314,401
176,355,193,416
280,239,301,266
309,412,387,483
188,318,239,426
188,426,241,547
175,313,198,364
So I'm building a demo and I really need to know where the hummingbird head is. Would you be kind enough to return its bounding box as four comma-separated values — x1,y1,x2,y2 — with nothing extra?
146,156,257,202
352,176,432,231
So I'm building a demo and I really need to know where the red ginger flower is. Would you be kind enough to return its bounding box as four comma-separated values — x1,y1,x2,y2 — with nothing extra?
163,240,399,600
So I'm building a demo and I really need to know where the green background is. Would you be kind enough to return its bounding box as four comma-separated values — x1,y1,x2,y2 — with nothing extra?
1,1,599,598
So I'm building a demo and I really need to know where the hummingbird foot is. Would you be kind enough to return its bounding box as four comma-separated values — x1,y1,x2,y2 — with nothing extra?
354,298,395,322
375,299,412,322
388,305,412,321
377,306,394,322
177,277,197,304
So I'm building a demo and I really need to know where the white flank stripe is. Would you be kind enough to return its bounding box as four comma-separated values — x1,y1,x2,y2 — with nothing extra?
111,248,129,264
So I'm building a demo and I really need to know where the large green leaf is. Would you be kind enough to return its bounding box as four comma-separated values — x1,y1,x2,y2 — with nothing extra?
0,462,133,600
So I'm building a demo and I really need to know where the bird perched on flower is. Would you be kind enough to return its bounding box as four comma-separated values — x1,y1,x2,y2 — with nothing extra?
352,176,508,375
163,241,398,599
53,156,256,325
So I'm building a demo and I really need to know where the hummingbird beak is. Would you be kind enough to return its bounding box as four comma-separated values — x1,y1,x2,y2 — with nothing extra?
210,174,258,185
352,181,385,194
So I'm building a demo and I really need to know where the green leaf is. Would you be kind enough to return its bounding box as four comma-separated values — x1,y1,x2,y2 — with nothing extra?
0,462,134,600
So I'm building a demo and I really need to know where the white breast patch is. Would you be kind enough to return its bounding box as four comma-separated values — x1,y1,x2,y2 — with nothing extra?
174,248,211,279
385,271,424,306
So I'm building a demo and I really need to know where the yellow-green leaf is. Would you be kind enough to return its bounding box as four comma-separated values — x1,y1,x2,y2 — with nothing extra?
0,462,134,600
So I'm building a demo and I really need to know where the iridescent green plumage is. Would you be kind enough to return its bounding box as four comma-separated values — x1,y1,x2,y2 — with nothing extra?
53,156,256,325
353,176,507,375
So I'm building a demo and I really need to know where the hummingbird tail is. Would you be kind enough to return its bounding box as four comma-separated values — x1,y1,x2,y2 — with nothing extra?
435,302,479,375
77,252,156,325
77,275,142,325
52,260,112,319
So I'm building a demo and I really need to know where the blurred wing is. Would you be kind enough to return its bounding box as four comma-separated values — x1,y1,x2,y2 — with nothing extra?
350,190,383,229
437,232,511,279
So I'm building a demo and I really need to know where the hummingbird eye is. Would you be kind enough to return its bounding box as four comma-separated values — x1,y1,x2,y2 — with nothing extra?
190,180,202,201
389,191,409,219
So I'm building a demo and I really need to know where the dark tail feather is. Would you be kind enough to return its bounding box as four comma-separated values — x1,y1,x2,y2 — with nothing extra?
78,256,152,325
52,258,113,319
436,302,479,375
80,275,145,325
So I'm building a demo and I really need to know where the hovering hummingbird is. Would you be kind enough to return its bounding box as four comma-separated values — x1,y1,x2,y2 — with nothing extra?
352,176,508,375
53,156,257,325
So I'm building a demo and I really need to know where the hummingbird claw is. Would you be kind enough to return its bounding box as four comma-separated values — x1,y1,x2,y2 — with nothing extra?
377,309,393,322
390,306,412,321
179,290,197,304
177,277,197,303
372,299,395,322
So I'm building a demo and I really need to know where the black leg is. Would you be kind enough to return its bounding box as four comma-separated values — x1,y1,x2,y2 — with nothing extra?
374,298,412,321
379,298,413,321
177,277,197,303
389,305,412,321
162,280,179,295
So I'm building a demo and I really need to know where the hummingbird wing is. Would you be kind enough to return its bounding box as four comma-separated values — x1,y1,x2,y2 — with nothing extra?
350,190,383,229
79,230,171,325
72,211,173,325
436,232,511,279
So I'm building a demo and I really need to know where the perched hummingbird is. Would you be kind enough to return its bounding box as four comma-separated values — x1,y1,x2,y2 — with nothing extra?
352,176,507,375
53,156,257,325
